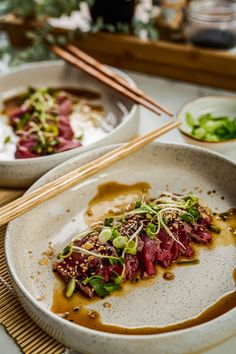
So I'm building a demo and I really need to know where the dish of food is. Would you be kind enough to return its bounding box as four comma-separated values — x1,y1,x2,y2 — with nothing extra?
54,192,218,299
0,61,138,187
0,85,122,160
185,112,236,142
51,184,235,335
177,96,236,158
0,86,109,159
5,142,236,354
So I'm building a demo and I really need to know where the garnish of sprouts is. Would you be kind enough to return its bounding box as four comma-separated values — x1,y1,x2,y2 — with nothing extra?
57,193,202,288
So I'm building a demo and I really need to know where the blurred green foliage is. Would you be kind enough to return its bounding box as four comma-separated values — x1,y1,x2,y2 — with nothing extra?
0,0,83,18
0,0,158,64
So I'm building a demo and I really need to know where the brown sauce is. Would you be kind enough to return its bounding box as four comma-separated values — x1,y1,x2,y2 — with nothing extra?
212,209,236,248
2,88,102,116
51,274,236,335
51,183,236,335
85,181,150,225
233,267,236,283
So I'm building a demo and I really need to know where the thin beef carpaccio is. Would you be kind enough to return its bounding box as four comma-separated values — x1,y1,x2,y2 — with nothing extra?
9,88,81,159
53,192,216,299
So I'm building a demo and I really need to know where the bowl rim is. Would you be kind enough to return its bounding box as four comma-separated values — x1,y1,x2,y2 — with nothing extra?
5,141,236,341
177,95,236,144
0,60,138,165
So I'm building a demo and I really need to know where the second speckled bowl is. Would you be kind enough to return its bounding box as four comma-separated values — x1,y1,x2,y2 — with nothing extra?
0,61,138,187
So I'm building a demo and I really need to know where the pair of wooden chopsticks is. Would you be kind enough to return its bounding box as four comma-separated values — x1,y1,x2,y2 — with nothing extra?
0,120,179,226
51,44,172,117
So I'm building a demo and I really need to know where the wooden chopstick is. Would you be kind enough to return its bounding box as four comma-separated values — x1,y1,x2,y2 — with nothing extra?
52,46,166,117
0,120,179,226
67,44,172,117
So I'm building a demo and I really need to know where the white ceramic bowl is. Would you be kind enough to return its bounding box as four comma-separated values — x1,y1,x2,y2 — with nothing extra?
0,61,138,187
177,96,236,154
5,142,236,354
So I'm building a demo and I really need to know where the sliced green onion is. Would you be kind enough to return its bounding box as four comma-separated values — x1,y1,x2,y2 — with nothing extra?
185,112,195,128
113,236,128,248
208,224,221,234
185,112,236,142
57,245,73,259
66,278,76,298
99,228,112,243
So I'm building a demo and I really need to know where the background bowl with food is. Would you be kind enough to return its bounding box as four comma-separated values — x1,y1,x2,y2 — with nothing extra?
0,60,138,187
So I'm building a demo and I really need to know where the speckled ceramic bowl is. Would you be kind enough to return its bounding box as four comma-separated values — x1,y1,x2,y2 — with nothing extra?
177,96,236,154
0,61,138,188
5,142,236,354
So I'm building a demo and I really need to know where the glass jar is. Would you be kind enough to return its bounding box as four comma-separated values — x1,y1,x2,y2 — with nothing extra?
186,0,236,50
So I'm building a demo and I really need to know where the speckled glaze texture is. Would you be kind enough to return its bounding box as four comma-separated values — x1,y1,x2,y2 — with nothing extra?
178,96,236,153
0,61,138,187
5,142,236,354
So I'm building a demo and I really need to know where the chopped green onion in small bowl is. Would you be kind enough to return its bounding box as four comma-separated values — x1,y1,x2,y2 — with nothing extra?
185,112,236,142
177,96,236,155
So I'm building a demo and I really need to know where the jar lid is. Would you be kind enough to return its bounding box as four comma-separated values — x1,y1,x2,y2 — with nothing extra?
188,0,236,22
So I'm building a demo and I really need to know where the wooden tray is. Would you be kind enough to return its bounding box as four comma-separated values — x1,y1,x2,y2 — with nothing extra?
2,14,236,90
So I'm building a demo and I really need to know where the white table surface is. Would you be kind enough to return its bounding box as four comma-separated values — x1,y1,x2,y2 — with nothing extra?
0,69,236,354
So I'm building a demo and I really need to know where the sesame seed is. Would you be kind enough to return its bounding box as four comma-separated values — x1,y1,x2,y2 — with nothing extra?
38,258,48,266
59,312,69,318
73,306,80,312
163,272,175,281
103,302,112,309
89,311,97,319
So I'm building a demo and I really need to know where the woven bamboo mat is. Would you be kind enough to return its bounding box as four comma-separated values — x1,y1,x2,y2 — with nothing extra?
0,189,66,354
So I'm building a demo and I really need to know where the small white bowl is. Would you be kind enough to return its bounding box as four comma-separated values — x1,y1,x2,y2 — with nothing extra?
5,142,236,354
0,61,138,187
177,96,236,154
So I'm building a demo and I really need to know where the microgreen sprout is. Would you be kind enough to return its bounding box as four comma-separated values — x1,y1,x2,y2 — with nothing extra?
71,229,95,242
73,245,121,264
